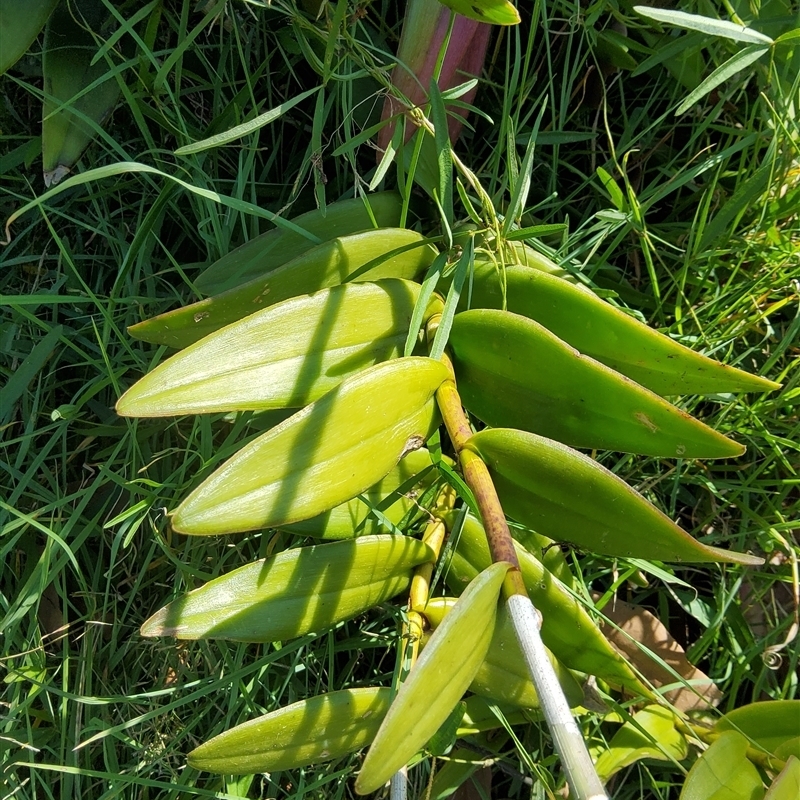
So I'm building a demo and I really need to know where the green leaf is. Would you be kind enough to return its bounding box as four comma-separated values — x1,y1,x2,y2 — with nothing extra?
765,757,800,800
355,562,510,795
42,0,126,184
423,597,585,709
698,161,773,251
438,0,521,26
187,687,392,774
117,280,423,414
775,28,800,45
403,251,448,357
676,46,769,115
170,357,448,535
283,448,442,539
466,428,763,565
463,262,780,395
596,166,627,212
595,705,689,781
0,0,59,74
129,229,437,348
446,512,650,694
428,747,484,799
502,102,545,236
429,236,474,361
195,192,402,295
680,730,765,800
174,86,321,154
634,6,773,45
429,78,453,228
1,325,63,424
714,701,800,757
427,701,466,757
140,535,433,642
3,161,351,248
450,309,746,458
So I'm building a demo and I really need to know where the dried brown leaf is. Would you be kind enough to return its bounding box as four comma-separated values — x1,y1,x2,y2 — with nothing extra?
597,595,722,711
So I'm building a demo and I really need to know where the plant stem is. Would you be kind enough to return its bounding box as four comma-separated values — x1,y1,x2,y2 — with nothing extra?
429,322,609,800
391,499,453,800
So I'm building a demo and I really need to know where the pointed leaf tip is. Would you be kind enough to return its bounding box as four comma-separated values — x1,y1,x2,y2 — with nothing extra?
438,0,521,26
355,561,510,794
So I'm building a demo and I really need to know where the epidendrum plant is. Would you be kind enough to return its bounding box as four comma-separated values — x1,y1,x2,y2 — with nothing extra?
112,187,798,796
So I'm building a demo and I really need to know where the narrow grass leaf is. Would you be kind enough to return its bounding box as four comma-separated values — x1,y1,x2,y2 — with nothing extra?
698,161,772,251
174,86,320,155
633,7,773,45
404,252,448,357
4,162,323,245
502,100,546,236
1,325,63,422
505,224,567,240
429,236,474,361
429,79,453,227
676,46,768,115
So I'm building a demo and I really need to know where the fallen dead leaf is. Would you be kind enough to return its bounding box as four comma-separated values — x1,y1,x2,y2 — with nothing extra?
596,594,723,712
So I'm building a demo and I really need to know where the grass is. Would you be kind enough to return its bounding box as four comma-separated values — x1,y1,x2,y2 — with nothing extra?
1,1,798,798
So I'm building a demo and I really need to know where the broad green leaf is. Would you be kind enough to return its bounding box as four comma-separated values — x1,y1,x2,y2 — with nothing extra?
446,513,649,694
195,192,402,295
595,705,689,781
0,0,59,74
117,280,423,415
438,0,520,26
187,687,392,774
680,730,765,800
42,0,124,185
450,309,745,458
423,598,584,709
466,428,763,565
140,535,432,642
463,262,779,395
634,7,773,45
355,562,510,795
715,701,800,757
765,757,800,800
676,46,769,116
774,738,800,761
283,448,443,538
171,357,448,535
131,229,436,348
175,86,321,155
